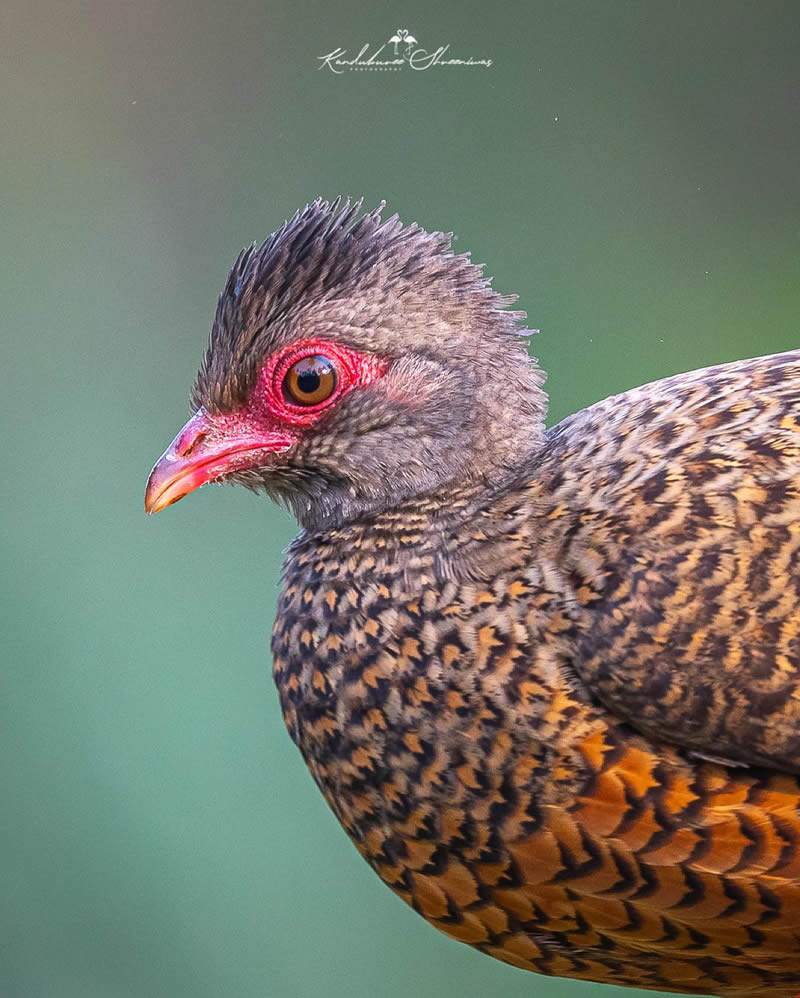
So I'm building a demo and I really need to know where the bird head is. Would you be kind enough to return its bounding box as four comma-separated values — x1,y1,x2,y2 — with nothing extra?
145,198,546,530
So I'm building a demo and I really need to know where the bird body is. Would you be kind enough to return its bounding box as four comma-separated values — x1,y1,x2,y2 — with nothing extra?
146,200,800,995
272,350,800,996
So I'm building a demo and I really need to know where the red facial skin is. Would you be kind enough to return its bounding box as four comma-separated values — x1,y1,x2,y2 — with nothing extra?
144,339,389,514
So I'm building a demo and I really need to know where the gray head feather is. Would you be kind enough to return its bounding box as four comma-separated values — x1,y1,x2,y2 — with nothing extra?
190,197,546,531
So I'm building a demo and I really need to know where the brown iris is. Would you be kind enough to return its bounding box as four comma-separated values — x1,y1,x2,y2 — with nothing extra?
283,354,338,406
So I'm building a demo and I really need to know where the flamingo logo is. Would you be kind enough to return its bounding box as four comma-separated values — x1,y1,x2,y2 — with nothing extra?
388,29,419,58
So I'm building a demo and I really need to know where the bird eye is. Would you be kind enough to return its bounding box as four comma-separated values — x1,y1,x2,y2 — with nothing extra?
283,355,338,406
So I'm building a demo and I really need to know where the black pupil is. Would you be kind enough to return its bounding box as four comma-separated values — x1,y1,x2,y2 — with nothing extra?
297,368,322,394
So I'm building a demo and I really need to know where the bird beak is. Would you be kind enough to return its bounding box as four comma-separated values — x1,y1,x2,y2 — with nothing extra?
144,409,293,514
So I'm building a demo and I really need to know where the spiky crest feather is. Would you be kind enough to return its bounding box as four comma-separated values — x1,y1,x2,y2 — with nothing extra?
192,197,529,412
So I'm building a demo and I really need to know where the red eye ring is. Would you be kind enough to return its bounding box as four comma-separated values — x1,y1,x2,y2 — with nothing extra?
249,339,390,430
264,340,360,425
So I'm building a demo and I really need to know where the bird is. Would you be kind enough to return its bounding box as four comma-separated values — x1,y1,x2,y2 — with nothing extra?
145,197,800,996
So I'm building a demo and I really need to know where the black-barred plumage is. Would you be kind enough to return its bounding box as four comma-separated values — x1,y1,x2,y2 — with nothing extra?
147,198,800,996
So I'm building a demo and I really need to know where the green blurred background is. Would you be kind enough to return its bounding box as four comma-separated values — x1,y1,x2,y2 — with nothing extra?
2,2,799,996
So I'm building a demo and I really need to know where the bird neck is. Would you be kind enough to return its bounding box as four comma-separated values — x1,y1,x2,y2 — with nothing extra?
294,472,503,533
290,414,548,535
286,464,547,591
